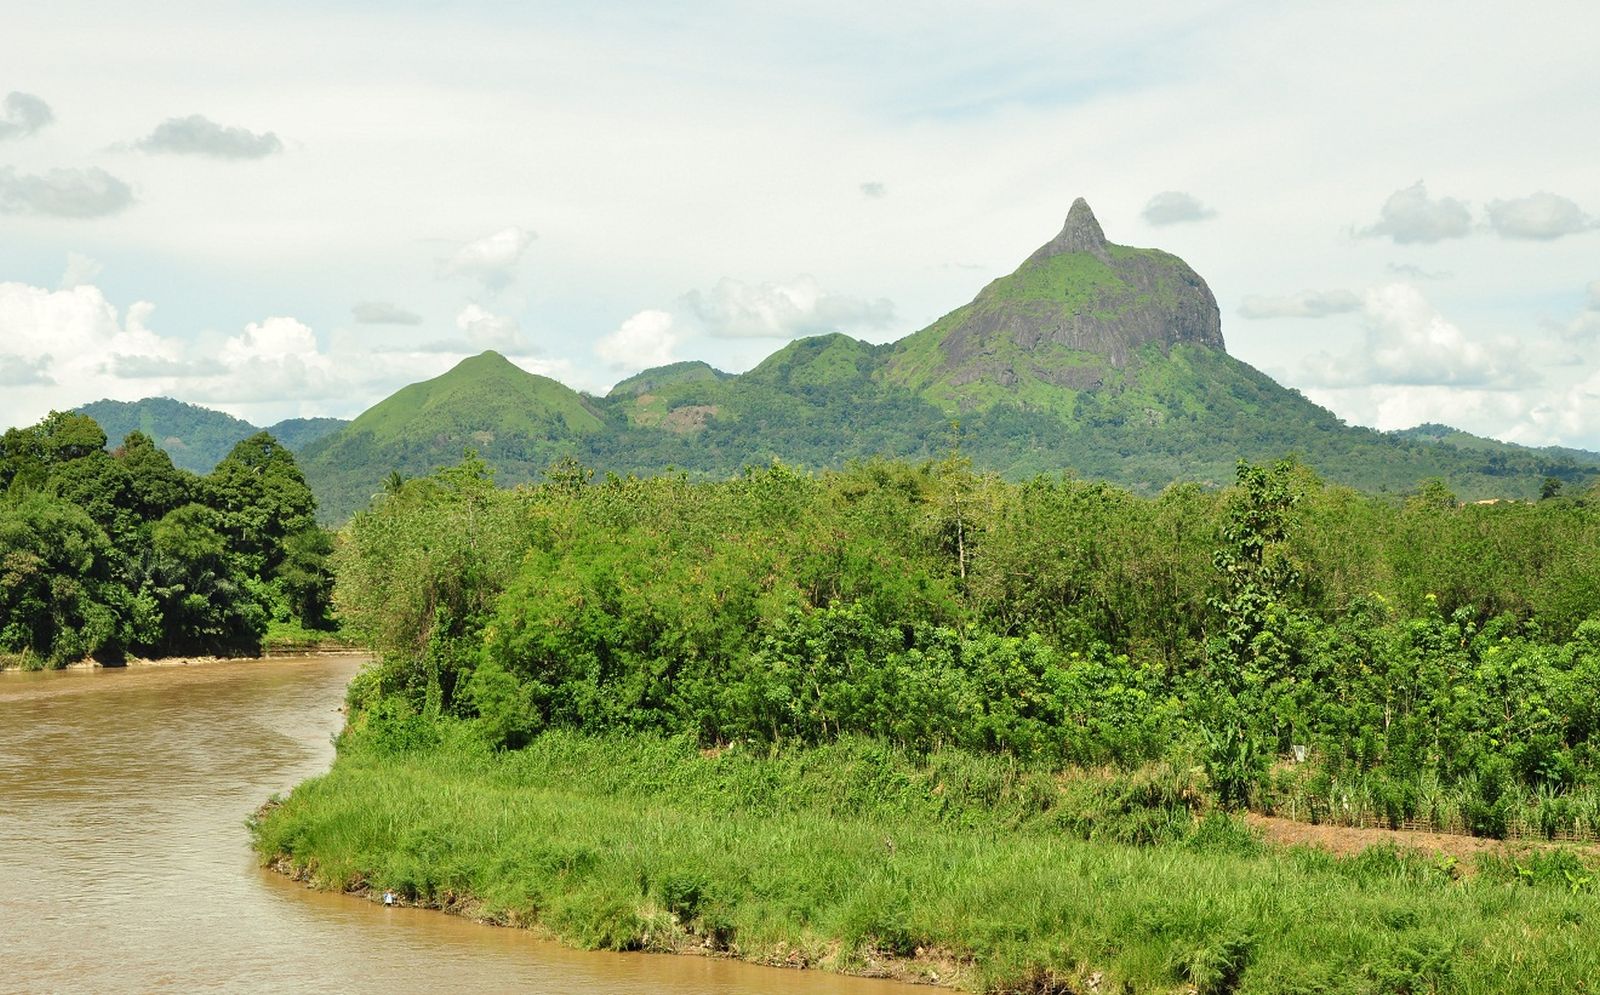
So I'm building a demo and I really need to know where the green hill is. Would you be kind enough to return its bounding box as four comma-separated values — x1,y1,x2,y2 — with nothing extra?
72,397,347,473
300,350,605,521
264,416,349,452
887,198,1222,415
589,202,1599,498
1395,423,1600,468
260,202,1600,519
607,360,731,399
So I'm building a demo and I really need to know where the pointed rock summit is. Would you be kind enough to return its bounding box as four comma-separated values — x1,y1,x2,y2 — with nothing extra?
1027,197,1109,262
886,198,1225,404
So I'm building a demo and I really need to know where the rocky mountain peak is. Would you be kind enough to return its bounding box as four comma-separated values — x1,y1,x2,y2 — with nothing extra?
1026,197,1109,262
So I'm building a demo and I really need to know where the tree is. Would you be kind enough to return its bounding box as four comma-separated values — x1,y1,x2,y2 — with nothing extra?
0,492,124,662
1201,458,1305,808
205,432,317,577
115,431,194,520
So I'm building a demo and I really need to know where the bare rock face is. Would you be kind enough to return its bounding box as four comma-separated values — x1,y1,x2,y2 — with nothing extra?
1025,197,1111,262
892,199,1225,404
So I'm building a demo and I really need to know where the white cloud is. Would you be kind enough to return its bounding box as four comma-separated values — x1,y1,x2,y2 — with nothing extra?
1304,373,1600,451
58,252,103,290
182,316,345,403
108,354,227,378
441,227,536,292
1141,190,1215,226
683,275,895,339
0,167,134,218
1486,192,1597,241
1300,284,1530,389
1549,279,1600,343
0,282,179,420
596,309,677,372
351,301,422,325
453,304,521,351
1385,262,1451,281
0,91,53,140
1359,182,1472,244
0,354,55,386
1239,289,1360,320
132,114,283,159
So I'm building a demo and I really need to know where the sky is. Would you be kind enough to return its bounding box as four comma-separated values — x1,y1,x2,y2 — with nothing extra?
3,0,1599,448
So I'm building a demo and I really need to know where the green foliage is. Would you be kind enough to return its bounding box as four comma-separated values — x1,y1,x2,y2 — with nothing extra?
75,396,261,473
297,335,1600,524
0,412,333,666
255,727,1600,994
301,351,604,522
329,453,1600,837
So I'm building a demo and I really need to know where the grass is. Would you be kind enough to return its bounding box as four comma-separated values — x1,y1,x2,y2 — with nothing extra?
253,726,1600,993
263,619,355,654
0,649,52,671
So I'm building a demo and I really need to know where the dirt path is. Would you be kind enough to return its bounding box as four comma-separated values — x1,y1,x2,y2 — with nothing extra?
1245,812,1593,865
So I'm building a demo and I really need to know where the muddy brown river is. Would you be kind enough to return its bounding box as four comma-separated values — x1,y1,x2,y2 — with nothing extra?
0,656,914,994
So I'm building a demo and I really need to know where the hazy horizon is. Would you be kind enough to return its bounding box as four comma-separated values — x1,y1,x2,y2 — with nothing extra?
4,1,1598,448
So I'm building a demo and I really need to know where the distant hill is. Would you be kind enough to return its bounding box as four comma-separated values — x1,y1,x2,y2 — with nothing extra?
265,416,350,452
589,202,1600,496
1393,423,1600,468
299,350,606,521
73,397,347,473
76,397,260,473
79,201,1600,519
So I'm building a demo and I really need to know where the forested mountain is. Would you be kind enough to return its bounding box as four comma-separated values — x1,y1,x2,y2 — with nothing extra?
74,397,347,473
1395,423,1600,468
292,200,1600,520
50,202,1600,519
299,350,606,520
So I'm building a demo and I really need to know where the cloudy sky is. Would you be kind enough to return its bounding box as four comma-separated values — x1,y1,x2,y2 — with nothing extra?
3,1,1598,448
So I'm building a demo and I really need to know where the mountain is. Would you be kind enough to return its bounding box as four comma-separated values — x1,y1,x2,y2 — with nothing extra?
72,397,347,473
593,201,1600,494
300,349,605,521
202,200,1599,520
265,416,350,452
886,198,1223,413
1394,423,1600,468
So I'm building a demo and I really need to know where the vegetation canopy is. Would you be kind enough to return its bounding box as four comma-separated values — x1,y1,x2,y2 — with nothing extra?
0,413,335,666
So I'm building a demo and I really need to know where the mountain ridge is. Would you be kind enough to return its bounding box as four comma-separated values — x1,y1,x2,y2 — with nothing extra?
73,396,347,473
45,201,1600,517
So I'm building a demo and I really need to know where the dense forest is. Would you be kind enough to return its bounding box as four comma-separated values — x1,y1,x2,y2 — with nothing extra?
292,344,1600,524
246,452,1600,991
336,454,1600,837
0,411,334,666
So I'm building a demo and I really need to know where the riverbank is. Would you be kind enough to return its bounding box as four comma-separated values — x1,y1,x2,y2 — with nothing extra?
0,636,358,673
253,725,1600,994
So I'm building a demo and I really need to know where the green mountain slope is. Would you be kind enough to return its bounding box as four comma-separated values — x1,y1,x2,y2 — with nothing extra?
74,397,261,473
264,416,349,451
272,201,1600,519
301,350,605,521
887,198,1221,415
72,397,348,473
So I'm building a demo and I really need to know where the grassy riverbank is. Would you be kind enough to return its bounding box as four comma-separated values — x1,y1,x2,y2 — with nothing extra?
253,725,1600,994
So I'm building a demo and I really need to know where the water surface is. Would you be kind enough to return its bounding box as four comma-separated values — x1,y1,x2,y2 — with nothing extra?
0,657,912,994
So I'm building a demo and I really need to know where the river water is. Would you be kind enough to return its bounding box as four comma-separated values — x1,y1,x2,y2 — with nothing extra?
0,656,913,994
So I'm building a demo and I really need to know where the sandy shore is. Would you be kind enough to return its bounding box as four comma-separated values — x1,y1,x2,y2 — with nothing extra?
1,647,367,673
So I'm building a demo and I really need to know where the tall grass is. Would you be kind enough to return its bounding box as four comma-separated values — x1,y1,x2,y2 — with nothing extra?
1267,763,1600,841
254,726,1600,994
0,649,53,671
